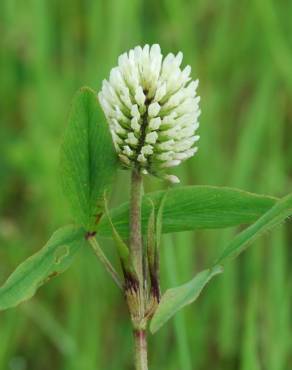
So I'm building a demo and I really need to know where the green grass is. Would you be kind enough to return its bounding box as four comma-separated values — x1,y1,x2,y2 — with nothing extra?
0,0,291,369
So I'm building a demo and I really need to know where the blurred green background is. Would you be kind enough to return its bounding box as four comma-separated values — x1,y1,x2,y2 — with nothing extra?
1,0,292,369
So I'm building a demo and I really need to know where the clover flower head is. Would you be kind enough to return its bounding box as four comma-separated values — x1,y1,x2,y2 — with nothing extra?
98,44,201,183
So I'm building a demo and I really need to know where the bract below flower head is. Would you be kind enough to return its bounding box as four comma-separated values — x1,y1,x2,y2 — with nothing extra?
98,44,201,183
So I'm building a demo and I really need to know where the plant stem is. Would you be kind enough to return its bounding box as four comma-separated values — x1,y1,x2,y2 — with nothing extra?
130,169,143,285
88,236,123,289
129,169,149,370
134,329,148,370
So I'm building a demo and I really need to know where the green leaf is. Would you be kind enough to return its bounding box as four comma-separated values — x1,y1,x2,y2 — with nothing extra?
60,87,118,232
156,191,168,248
146,199,156,274
216,193,292,264
97,186,277,237
0,225,84,310
103,195,135,278
150,266,223,333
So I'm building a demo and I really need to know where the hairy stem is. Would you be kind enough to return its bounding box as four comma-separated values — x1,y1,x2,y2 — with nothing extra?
129,169,148,370
134,329,148,370
130,169,143,284
88,236,123,289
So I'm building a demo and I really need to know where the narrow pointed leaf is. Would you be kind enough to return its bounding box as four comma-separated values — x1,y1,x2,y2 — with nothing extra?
146,199,156,272
104,196,134,276
60,87,118,232
0,226,84,310
150,266,223,333
148,193,167,301
156,191,168,248
216,193,292,264
97,186,277,237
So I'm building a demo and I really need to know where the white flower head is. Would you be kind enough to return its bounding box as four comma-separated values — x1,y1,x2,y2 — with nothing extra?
98,44,201,183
